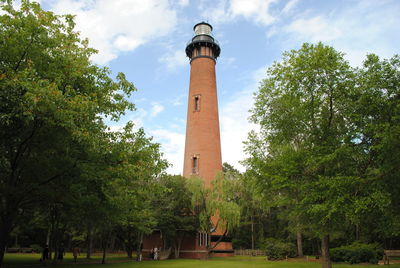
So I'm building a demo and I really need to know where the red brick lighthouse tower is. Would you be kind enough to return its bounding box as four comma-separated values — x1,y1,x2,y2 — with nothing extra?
182,22,233,258
142,22,232,260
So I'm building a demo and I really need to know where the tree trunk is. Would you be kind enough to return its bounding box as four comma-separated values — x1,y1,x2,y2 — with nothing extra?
126,246,133,258
0,219,14,268
101,245,107,264
49,208,57,261
52,220,60,265
14,234,18,248
209,230,227,250
251,215,255,251
67,234,72,250
355,224,360,241
174,233,184,259
109,235,116,253
86,225,93,259
136,232,143,261
297,231,304,257
101,232,108,264
46,226,51,246
321,235,331,268
124,227,133,258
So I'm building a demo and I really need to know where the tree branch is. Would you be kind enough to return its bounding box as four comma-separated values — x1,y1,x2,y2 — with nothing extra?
10,120,40,184
14,32,35,71
209,229,228,250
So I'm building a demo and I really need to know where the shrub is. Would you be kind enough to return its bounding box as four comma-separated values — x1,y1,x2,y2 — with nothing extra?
264,238,296,260
232,238,250,249
330,241,383,264
29,244,42,253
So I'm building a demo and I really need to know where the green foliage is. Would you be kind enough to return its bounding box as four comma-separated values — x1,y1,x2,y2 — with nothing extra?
245,42,400,267
28,244,41,253
187,173,241,245
263,238,296,260
0,0,135,221
225,165,271,250
153,174,198,256
0,1,167,265
158,175,198,228
330,242,383,264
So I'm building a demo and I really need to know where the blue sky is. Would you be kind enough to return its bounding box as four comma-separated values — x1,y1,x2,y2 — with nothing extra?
30,0,400,174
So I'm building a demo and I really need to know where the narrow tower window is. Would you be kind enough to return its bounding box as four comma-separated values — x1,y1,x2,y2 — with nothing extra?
194,96,200,111
192,156,198,174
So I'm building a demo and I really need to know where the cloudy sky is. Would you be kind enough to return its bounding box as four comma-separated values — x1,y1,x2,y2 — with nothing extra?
34,0,400,174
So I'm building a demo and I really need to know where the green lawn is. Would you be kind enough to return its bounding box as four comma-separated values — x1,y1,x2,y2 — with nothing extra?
4,254,400,268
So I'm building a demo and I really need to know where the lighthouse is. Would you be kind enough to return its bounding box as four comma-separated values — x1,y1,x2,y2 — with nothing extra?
182,22,233,258
142,22,232,260
183,22,222,186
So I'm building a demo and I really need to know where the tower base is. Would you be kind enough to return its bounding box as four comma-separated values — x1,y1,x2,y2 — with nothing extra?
210,235,234,257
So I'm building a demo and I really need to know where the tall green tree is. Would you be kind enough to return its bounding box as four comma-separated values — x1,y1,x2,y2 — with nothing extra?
0,1,135,266
110,124,168,259
351,54,400,244
153,175,198,258
247,43,391,268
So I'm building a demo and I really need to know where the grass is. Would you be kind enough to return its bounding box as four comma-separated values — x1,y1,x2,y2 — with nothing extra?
4,254,400,268
3,253,131,266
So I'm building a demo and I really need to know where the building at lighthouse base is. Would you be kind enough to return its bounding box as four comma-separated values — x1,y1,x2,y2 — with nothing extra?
142,230,234,259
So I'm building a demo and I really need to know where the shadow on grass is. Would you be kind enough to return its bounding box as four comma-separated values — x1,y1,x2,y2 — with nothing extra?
4,254,400,268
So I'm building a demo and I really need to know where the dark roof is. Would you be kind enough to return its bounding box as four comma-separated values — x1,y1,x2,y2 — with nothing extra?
193,21,213,31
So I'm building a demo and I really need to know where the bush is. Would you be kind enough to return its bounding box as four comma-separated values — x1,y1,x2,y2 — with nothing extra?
264,238,296,260
29,244,42,253
232,238,250,249
330,242,383,264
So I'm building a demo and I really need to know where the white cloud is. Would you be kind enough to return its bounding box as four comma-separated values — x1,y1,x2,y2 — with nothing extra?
49,0,177,65
150,129,185,174
282,0,299,14
220,67,264,171
176,0,189,7
219,56,236,68
107,124,125,133
159,50,188,71
286,16,342,43
172,94,185,106
150,102,165,118
131,108,148,129
282,1,400,66
107,107,147,132
201,0,277,26
229,0,276,25
199,0,230,24
0,0,22,15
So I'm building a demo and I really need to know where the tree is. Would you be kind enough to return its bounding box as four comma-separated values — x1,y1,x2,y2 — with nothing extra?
188,173,241,255
109,124,168,260
351,54,400,245
153,175,198,258
222,163,269,251
247,43,391,268
0,1,135,266
244,137,309,256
